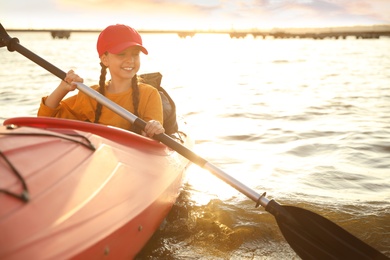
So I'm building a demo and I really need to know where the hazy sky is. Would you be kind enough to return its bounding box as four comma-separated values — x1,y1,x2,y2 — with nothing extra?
1,0,390,30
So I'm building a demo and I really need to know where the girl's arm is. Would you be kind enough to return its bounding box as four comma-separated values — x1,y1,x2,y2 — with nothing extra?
44,70,83,108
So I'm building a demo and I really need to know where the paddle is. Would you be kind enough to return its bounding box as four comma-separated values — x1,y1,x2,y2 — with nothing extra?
1,24,387,259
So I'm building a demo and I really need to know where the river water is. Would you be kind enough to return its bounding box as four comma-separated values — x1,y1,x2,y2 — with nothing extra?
1,31,389,259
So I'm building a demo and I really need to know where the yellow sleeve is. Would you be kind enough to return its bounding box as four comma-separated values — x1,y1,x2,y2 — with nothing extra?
37,90,97,122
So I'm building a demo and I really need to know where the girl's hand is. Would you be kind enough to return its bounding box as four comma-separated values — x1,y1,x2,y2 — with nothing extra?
44,69,84,109
143,120,165,138
62,70,84,91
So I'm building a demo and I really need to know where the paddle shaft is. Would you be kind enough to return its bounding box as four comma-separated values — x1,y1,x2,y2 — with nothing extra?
0,26,270,208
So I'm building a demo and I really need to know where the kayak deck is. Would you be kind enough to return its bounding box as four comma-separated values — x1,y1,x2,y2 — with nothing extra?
0,117,192,259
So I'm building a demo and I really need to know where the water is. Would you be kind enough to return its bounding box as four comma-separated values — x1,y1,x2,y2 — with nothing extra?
1,32,390,259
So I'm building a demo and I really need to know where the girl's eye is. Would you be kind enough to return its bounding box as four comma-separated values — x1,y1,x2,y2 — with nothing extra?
115,51,126,56
116,49,140,57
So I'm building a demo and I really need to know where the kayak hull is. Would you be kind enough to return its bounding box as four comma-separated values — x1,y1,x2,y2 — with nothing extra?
0,117,192,259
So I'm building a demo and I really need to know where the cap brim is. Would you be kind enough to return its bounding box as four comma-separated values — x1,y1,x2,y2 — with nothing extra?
107,42,148,55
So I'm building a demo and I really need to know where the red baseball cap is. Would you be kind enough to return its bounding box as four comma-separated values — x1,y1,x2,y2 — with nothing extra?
97,24,148,57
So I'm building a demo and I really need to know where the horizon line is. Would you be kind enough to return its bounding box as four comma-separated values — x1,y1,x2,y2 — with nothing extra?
5,24,390,32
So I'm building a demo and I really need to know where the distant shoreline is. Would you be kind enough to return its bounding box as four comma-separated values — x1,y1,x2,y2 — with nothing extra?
6,25,390,40
5,24,390,33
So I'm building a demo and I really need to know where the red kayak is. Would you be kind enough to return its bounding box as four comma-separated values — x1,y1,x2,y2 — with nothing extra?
0,117,193,259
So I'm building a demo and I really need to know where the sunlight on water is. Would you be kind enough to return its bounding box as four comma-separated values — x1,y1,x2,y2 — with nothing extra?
184,165,237,204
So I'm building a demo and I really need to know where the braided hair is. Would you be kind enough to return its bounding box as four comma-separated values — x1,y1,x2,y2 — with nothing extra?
94,62,107,123
94,62,141,134
130,75,141,133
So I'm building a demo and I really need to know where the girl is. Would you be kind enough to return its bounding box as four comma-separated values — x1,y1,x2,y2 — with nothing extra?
37,24,165,138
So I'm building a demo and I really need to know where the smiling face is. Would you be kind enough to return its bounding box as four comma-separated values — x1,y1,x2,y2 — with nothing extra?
101,46,141,82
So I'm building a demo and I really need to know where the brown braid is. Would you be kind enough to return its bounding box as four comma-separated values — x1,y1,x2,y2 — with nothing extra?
132,75,139,116
94,62,107,123
130,75,141,134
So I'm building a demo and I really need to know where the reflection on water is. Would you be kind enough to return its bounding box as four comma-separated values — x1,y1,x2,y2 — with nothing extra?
136,184,297,259
1,32,390,258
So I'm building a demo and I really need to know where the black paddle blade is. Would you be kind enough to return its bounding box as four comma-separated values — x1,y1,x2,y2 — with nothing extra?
266,201,388,259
